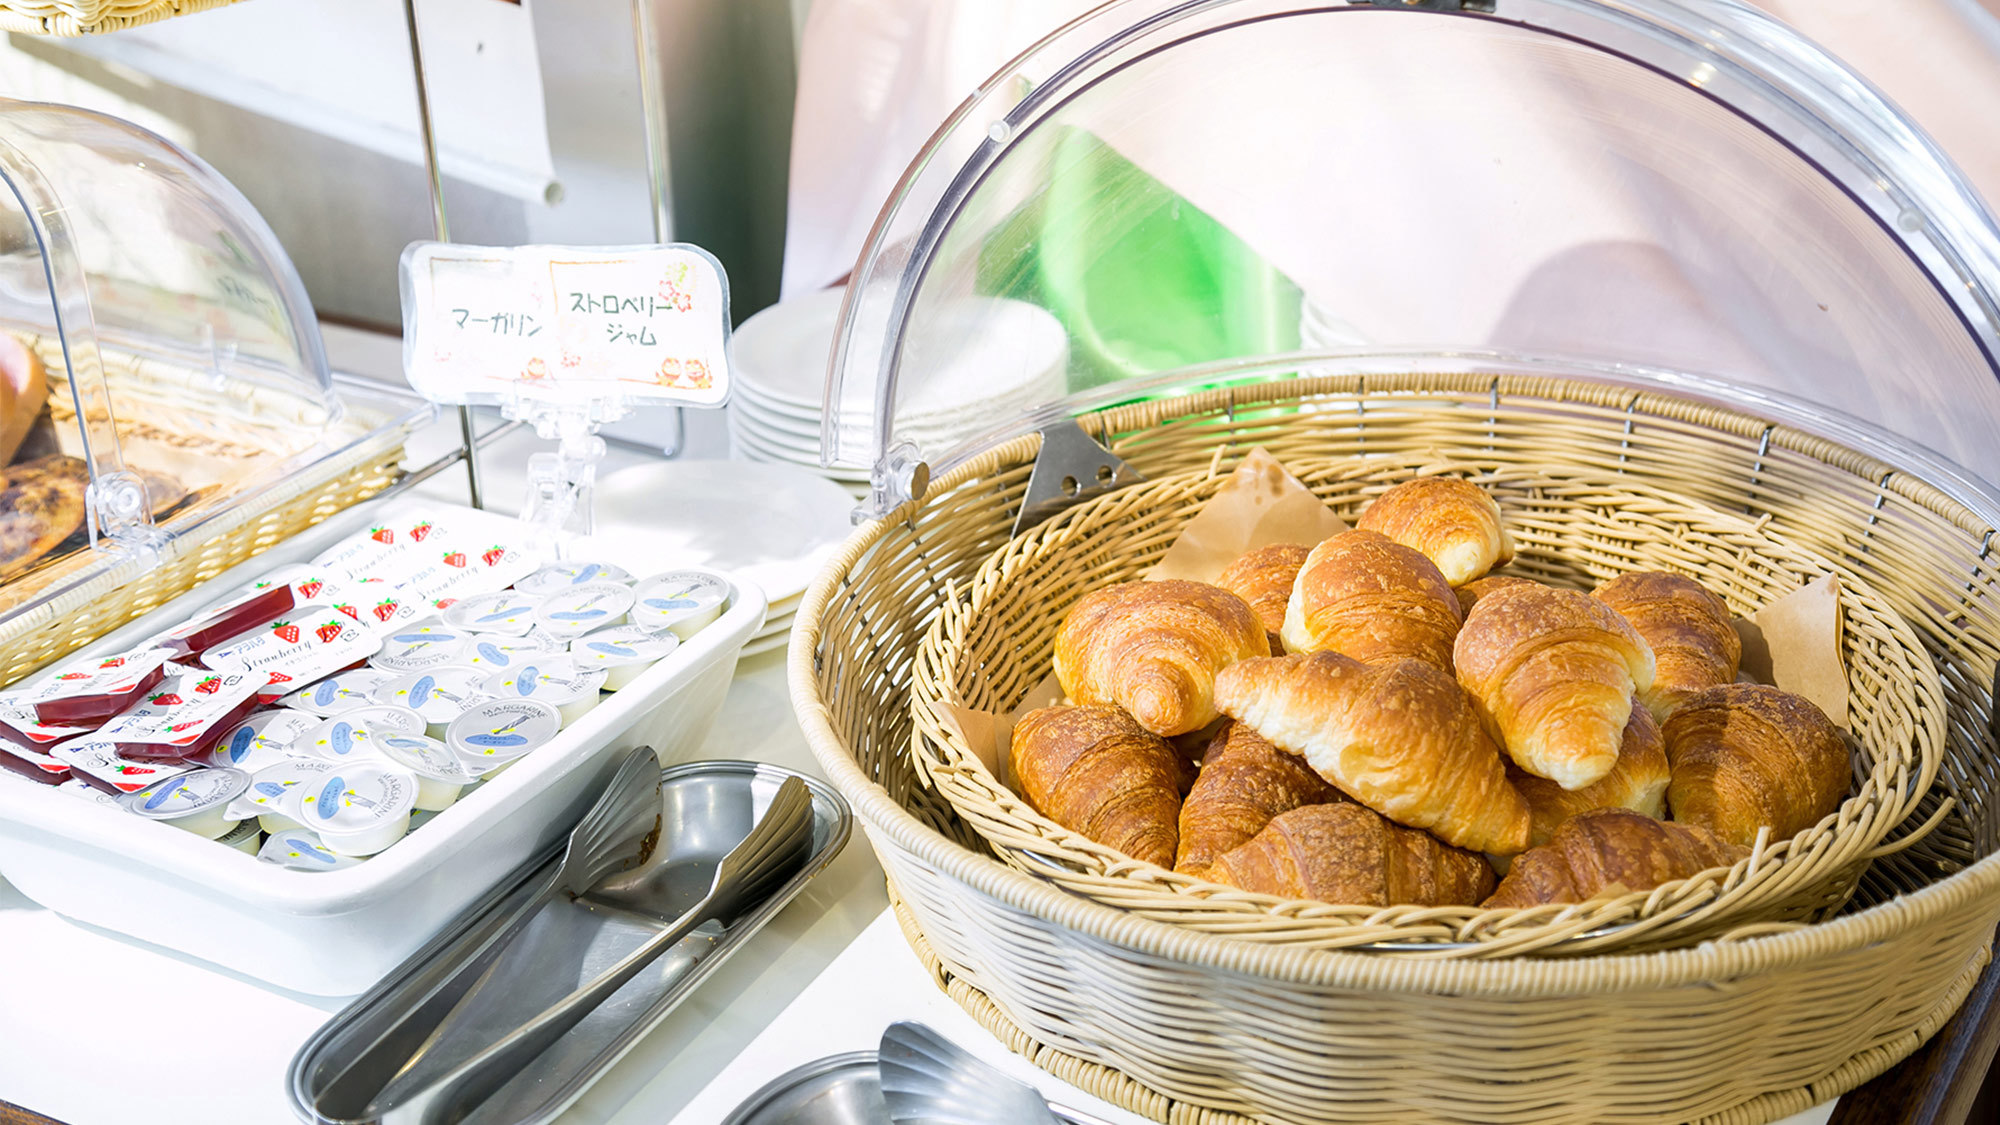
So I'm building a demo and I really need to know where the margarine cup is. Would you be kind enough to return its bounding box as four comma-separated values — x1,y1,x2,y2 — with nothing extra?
257,828,362,871
461,630,562,672
368,621,472,675
569,626,678,690
371,667,489,740
375,733,481,811
295,715,389,764
532,582,635,641
122,768,251,839
340,704,427,740
446,698,560,778
229,758,338,834
630,570,730,640
477,661,606,725
516,561,631,595
278,668,396,717
283,763,417,857
206,710,319,771
217,818,263,856
443,591,542,637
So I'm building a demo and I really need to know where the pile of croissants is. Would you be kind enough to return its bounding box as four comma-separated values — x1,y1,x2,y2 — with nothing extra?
1008,476,1851,910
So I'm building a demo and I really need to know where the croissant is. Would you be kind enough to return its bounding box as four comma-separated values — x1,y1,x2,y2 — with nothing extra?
1206,802,1496,906
1279,529,1462,672
1010,704,1184,868
1511,702,1669,847
1357,476,1515,586
1216,543,1311,654
1214,652,1530,855
1484,808,1748,908
1455,574,1537,617
1054,579,1270,737
1662,684,1849,847
1595,572,1741,722
1175,720,1342,873
1454,583,1656,791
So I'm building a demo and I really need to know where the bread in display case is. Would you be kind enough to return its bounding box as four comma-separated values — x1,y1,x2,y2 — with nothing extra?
0,98,430,682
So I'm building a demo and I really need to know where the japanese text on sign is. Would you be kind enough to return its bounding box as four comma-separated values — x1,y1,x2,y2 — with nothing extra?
399,242,731,410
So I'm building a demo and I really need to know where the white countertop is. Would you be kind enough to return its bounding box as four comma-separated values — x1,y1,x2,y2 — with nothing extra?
0,328,1842,1124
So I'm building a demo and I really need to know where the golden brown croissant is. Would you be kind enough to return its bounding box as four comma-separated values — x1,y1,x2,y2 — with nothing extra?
1511,702,1669,847
1455,574,1537,617
1175,720,1342,873
1356,476,1515,586
1454,583,1656,791
1010,704,1184,868
1483,808,1748,908
1279,529,1462,672
1205,802,1495,906
1055,579,1270,737
1214,652,1531,855
1595,572,1742,722
1215,543,1311,654
1662,683,1849,847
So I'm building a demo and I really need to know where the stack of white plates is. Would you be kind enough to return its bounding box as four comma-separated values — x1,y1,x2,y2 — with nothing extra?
728,287,1069,489
595,460,857,658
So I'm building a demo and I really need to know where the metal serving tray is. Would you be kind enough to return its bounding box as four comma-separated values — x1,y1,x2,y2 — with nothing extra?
723,1051,1114,1125
288,761,852,1125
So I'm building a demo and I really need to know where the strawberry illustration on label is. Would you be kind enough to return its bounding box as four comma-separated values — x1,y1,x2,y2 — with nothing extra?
100,657,125,668
442,551,468,568
149,692,183,707
370,526,394,544
194,676,222,695
273,620,300,643
169,720,201,733
334,603,359,621
433,598,457,610
373,599,400,623
299,579,324,599
316,620,345,644
481,546,506,567
267,672,292,684
57,672,86,681
410,521,434,542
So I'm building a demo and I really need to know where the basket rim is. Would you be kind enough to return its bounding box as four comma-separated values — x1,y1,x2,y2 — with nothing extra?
905,455,1944,953
790,368,2000,993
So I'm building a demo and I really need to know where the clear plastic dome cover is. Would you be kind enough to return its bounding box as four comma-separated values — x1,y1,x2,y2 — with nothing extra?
828,0,2000,518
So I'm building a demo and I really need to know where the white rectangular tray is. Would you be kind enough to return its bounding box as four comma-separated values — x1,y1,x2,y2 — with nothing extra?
0,494,765,996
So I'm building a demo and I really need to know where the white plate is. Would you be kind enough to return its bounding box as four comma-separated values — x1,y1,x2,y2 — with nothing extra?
595,460,858,606
738,630,790,658
726,426,874,482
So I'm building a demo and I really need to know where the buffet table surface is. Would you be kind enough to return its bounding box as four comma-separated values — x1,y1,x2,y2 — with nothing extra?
0,334,1927,1123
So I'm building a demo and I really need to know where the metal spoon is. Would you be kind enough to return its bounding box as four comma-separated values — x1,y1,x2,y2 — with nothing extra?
878,1021,1062,1125
313,744,663,1119
369,774,817,1125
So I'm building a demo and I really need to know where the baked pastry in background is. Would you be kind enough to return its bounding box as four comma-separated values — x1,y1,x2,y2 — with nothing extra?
1511,703,1669,848
1054,579,1269,737
1595,571,1742,722
1175,720,1341,874
1280,528,1462,672
1483,808,1748,908
1454,583,1656,791
0,333,48,467
1662,683,1849,847
1454,574,1537,617
1215,651,1530,855
0,454,87,581
1356,475,1515,586
1010,704,1186,868
1215,543,1310,654
1205,801,1495,907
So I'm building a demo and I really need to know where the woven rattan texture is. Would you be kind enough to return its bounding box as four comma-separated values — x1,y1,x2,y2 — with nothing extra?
0,0,242,35
908,456,1945,955
792,371,2000,1124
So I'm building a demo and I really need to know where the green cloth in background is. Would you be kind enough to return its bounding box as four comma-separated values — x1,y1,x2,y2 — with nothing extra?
974,125,1302,393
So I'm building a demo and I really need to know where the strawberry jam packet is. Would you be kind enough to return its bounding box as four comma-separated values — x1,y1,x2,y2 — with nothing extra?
0,742,71,785
394,542,536,606
201,604,384,704
22,648,175,725
48,738,196,794
96,670,264,758
311,516,455,584
0,702,97,750
156,581,297,662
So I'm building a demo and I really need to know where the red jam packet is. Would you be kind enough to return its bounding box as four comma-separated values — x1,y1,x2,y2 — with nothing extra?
23,648,174,725
95,670,264,758
201,605,384,704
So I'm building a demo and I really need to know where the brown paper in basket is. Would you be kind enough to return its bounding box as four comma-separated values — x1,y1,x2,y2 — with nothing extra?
941,448,1348,783
1733,573,1849,729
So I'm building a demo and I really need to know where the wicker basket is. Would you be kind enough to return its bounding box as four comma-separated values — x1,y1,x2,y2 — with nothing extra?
0,329,409,684
907,454,1946,956
0,0,243,36
791,367,2000,1124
